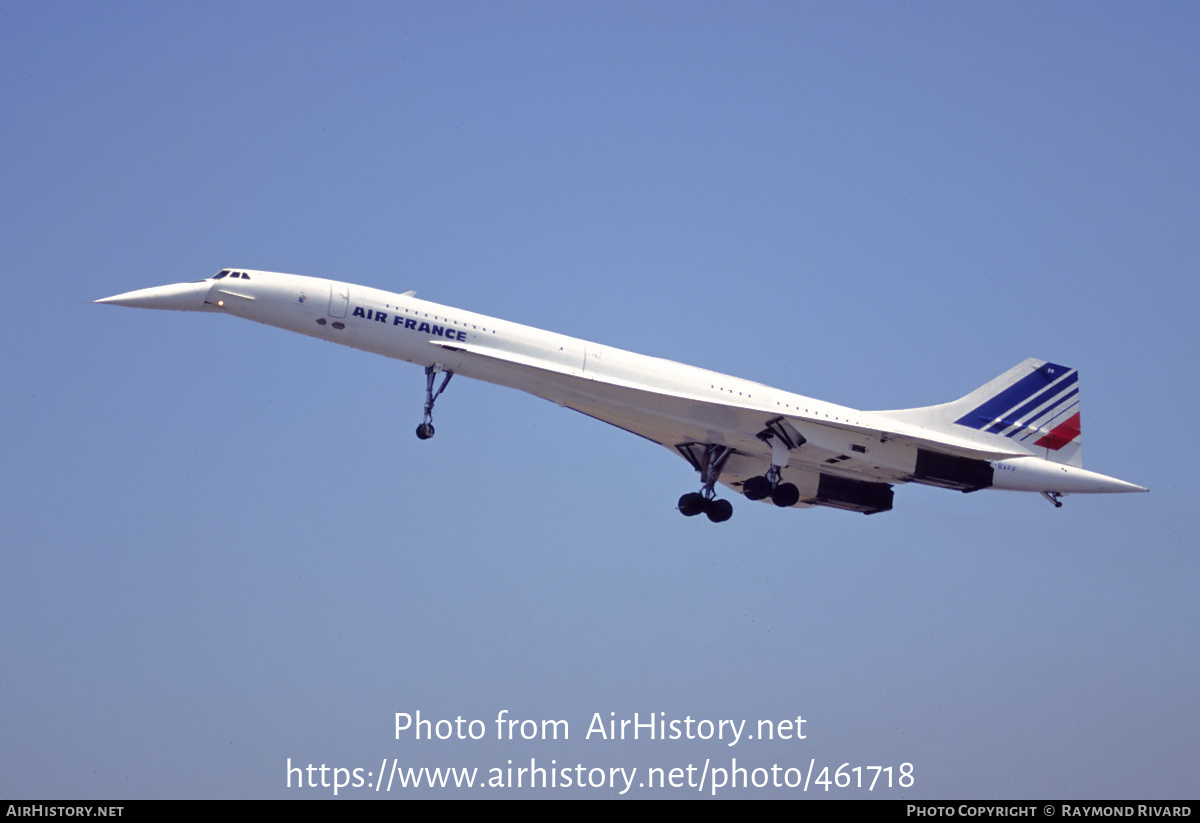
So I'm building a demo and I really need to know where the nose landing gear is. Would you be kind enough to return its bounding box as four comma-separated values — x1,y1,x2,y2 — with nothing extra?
416,364,454,440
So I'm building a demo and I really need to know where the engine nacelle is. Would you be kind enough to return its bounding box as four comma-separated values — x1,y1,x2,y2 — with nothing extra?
909,448,994,492
809,473,894,515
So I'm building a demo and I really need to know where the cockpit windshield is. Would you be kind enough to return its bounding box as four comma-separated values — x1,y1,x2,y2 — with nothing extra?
213,269,250,280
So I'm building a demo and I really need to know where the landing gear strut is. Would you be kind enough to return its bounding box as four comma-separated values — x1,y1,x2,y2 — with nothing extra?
742,428,801,508
416,364,454,440
676,443,735,522
1040,491,1064,508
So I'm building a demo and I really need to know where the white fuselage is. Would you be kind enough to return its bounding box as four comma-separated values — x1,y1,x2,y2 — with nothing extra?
97,269,1147,510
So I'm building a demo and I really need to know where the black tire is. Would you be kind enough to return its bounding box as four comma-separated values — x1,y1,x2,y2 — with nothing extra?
678,492,707,517
771,482,800,508
742,475,771,501
416,422,435,440
706,498,734,523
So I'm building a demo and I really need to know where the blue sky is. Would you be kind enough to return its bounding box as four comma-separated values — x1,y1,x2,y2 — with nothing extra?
2,1,1196,798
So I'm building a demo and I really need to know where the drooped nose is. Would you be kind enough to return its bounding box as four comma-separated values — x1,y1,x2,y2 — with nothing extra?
95,281,217,311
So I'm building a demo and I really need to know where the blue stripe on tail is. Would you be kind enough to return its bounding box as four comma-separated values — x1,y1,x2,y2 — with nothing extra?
954,362,1072,432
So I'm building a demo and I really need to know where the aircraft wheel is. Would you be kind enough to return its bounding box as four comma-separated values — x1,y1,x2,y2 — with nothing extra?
678,492,707,517
742,476,771,501
416,422,435,440
706,498,733,523
771,482,800,508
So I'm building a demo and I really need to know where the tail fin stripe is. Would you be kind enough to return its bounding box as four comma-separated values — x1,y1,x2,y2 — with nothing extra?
983,371,1078,434
1010,397,1080,443
954,362,1072,431
1034,412,1082,450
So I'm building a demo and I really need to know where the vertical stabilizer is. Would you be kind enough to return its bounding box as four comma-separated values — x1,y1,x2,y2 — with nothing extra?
879,359,1084,467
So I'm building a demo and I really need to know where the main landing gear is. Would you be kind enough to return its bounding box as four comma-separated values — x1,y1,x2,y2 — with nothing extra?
415,364,454,440
742,426,801,507
742,467,801,508
676,444,735,523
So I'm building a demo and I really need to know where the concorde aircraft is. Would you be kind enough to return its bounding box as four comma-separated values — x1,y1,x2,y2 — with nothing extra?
97,269,1146,521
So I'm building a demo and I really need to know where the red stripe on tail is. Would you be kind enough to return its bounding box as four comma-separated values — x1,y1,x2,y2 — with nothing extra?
1035,412,1081,451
